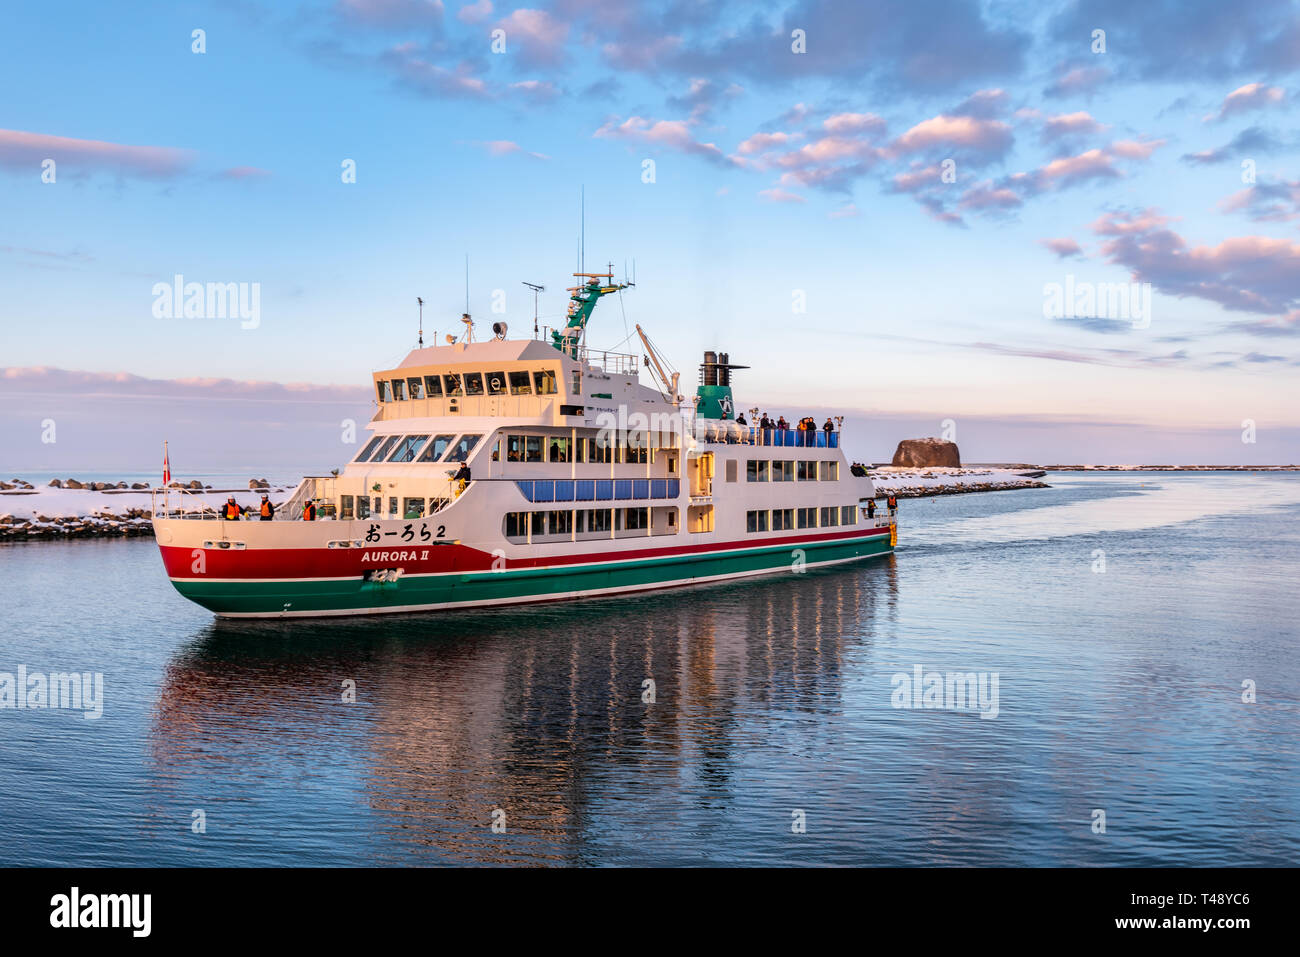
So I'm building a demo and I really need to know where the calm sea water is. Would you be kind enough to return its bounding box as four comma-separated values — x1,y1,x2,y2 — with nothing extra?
1,472,1297,866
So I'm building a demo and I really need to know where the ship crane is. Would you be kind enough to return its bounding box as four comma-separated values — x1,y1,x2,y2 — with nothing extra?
635,323,681,405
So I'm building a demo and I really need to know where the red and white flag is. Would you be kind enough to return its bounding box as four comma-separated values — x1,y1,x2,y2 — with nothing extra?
162,441,171,485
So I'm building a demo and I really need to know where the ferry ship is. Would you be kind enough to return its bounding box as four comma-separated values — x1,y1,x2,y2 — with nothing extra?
152,270,896,617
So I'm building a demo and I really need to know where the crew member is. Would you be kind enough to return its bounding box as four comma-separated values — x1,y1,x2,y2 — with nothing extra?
887,493,898,516
866,498,877,520
302,499,317,521
222,497,243,520
453,461,472,496
259,493,275,521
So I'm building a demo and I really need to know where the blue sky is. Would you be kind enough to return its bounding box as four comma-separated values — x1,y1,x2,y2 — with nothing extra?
3,0,1300,466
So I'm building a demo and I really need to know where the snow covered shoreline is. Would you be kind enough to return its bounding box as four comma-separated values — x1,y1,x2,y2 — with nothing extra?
0,480,294,541
867,467,1050,499
1,468,1049,542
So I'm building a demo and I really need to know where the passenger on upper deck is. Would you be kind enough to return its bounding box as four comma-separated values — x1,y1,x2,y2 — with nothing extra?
736,413,747,426
823,417,834,435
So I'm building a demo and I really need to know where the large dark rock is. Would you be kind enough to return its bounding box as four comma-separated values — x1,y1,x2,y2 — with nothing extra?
891,437,961,468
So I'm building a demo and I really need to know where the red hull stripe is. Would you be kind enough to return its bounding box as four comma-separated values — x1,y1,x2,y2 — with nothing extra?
159,526,889,580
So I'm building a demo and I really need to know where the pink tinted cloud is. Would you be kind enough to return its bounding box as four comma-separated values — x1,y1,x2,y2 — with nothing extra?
758,187,805,204
889,114,1013,158
218,166,272,180
593,116,735,166
1039,237,1084,259
498,8,568,66
380,45,489,98
478,139,549,160
1092,209,1300,319
1206,82,1286,122
0,129,194,178
457,0,491,24
1041,111,1107,142
958,181,1021,210
736,131,794,155
822,112,886,136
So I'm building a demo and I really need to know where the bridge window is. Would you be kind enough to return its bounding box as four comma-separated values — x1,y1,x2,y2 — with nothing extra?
417,434,457,462
486,371,507,395
508,371,532,394
368,435,402,461
424,374,443,397
407,377,424,400
534,369,558,394
443,374,463,396
393,379,408,401
464,372,485,396
355,435,384,462
388,435,429,463
376,380,393,403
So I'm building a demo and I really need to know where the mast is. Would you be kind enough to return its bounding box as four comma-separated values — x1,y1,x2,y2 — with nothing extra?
550,268,632,359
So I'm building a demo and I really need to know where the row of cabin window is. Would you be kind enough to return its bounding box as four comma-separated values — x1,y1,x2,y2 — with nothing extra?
747,506,857,532
747,460,839,482
505,506,667,538
338,495,442,520
497,434,651,465
377,369,559,403
353,432,480,464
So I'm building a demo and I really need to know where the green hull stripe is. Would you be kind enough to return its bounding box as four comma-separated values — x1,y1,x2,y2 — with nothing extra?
173,534,893,615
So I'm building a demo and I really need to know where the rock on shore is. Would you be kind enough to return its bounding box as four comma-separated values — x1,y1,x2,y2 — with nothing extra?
891,437,961,468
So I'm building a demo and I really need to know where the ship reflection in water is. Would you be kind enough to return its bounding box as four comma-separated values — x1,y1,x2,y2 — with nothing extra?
150,559,900,865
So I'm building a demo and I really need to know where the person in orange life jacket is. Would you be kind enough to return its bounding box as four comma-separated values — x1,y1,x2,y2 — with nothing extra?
258,493,275,521
222,497,244,520
887,493,898,515
302,499,316,521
